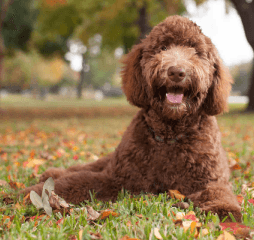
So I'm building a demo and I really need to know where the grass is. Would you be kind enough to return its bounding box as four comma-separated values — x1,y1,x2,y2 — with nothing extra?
0,96,254,239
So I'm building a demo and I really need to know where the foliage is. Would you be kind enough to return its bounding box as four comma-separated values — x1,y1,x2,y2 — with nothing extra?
1,51,32,90
0,103,254,239
1,50,75,90
88,49,120,89
2,0,37,51
230,62,253,95
33,0,207,54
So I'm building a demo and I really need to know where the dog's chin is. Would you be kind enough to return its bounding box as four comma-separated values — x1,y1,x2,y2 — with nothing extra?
151,86,193,120
161,98,189,120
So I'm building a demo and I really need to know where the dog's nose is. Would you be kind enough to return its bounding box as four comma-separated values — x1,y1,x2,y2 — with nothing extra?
168,66,186,82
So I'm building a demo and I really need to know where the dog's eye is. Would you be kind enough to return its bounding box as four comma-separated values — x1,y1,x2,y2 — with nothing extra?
161,46,167,51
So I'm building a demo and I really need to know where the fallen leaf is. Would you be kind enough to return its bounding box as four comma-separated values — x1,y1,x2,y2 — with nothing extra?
24,159,45,168
235,227,251,239
248,199,254,205
172,202,189,209
135,214,143,218
236,195,244,204
30,191,43,209
217,230,236,240
220,222,250,234
23,193,31,205
230,164,241,171
154,228,162,239
176,212,185,220
79,230,83,239
184,213,199,222
3,197,14,205
119,236,141,240
89,232,102,239
100,210,119,220
126,220,132,227
0,179,7,186
87,206,100,221
168,190,185,201
9,181,25,189
42,177,55,215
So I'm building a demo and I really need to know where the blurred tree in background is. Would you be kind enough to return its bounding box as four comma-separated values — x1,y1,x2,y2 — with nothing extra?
1,0,254,110
230,0,254,112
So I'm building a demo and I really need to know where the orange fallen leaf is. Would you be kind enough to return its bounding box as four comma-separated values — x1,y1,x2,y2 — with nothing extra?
119,236,141,240
126,220,132,227
9,181,25,190
168,189,185,200
231,164,241,171
100,210,119,220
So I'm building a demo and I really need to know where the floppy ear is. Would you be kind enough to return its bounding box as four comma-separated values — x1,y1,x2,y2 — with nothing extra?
121,43,150,108
203,47,233,116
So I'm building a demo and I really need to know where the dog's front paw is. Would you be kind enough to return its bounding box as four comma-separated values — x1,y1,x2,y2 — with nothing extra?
20,182,44,197
39,168,66,182
201,203,242,222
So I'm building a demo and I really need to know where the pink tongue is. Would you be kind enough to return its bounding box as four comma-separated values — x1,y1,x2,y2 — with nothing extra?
166,93,183,103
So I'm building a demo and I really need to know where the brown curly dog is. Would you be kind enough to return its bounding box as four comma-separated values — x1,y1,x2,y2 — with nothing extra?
23,16,241,221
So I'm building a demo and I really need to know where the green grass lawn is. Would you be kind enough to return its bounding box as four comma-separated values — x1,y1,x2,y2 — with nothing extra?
0,97,254,239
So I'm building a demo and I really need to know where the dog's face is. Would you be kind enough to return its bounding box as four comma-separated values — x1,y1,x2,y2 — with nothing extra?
122,16,233,120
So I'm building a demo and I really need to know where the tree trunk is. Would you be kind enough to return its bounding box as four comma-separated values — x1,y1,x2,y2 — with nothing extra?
77,53,86,99
230,0,254,111
136,1,152,43
0,0,14,91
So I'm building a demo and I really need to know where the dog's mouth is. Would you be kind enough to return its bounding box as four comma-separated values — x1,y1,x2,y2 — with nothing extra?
161,86,187,104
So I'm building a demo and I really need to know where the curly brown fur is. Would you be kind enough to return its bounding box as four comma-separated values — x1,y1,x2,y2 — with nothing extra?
22,16,241,222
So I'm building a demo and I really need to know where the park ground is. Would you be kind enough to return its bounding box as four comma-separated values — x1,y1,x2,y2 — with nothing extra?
0,95,254,240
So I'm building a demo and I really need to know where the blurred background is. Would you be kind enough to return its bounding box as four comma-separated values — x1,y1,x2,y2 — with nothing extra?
0,0,253,117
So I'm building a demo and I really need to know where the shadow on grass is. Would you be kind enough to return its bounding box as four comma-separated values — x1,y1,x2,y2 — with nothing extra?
0,106,139,120
0,103,253,120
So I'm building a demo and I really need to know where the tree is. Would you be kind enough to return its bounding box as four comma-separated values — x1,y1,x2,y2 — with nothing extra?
230,0,254,112
0,0,14,85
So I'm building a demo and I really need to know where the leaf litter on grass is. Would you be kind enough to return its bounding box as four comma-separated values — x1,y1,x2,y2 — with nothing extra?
1,112,254,238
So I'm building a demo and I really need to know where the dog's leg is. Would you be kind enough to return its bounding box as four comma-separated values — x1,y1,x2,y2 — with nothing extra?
187,182,242,222
39,154,112,182
23,170,120,204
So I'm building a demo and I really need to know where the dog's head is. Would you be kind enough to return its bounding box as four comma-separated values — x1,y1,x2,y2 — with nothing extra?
121,16,232,120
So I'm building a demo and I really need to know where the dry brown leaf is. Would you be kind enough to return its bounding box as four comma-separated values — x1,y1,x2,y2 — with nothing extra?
172,202,189,209
49,192,61,210
235,227,251,239
168,190,185,200
217,231,236,240
87,206,100,221
23,193,31,205
89,232,102,239
0,179,8,186
9,181,25,190
3,197,14,205
154,228,162,240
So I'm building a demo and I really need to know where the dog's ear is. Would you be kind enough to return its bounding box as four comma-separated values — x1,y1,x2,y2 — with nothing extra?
121,43,150,108
203,46,233,115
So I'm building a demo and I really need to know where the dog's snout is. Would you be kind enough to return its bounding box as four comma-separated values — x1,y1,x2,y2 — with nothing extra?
168,66,186,82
